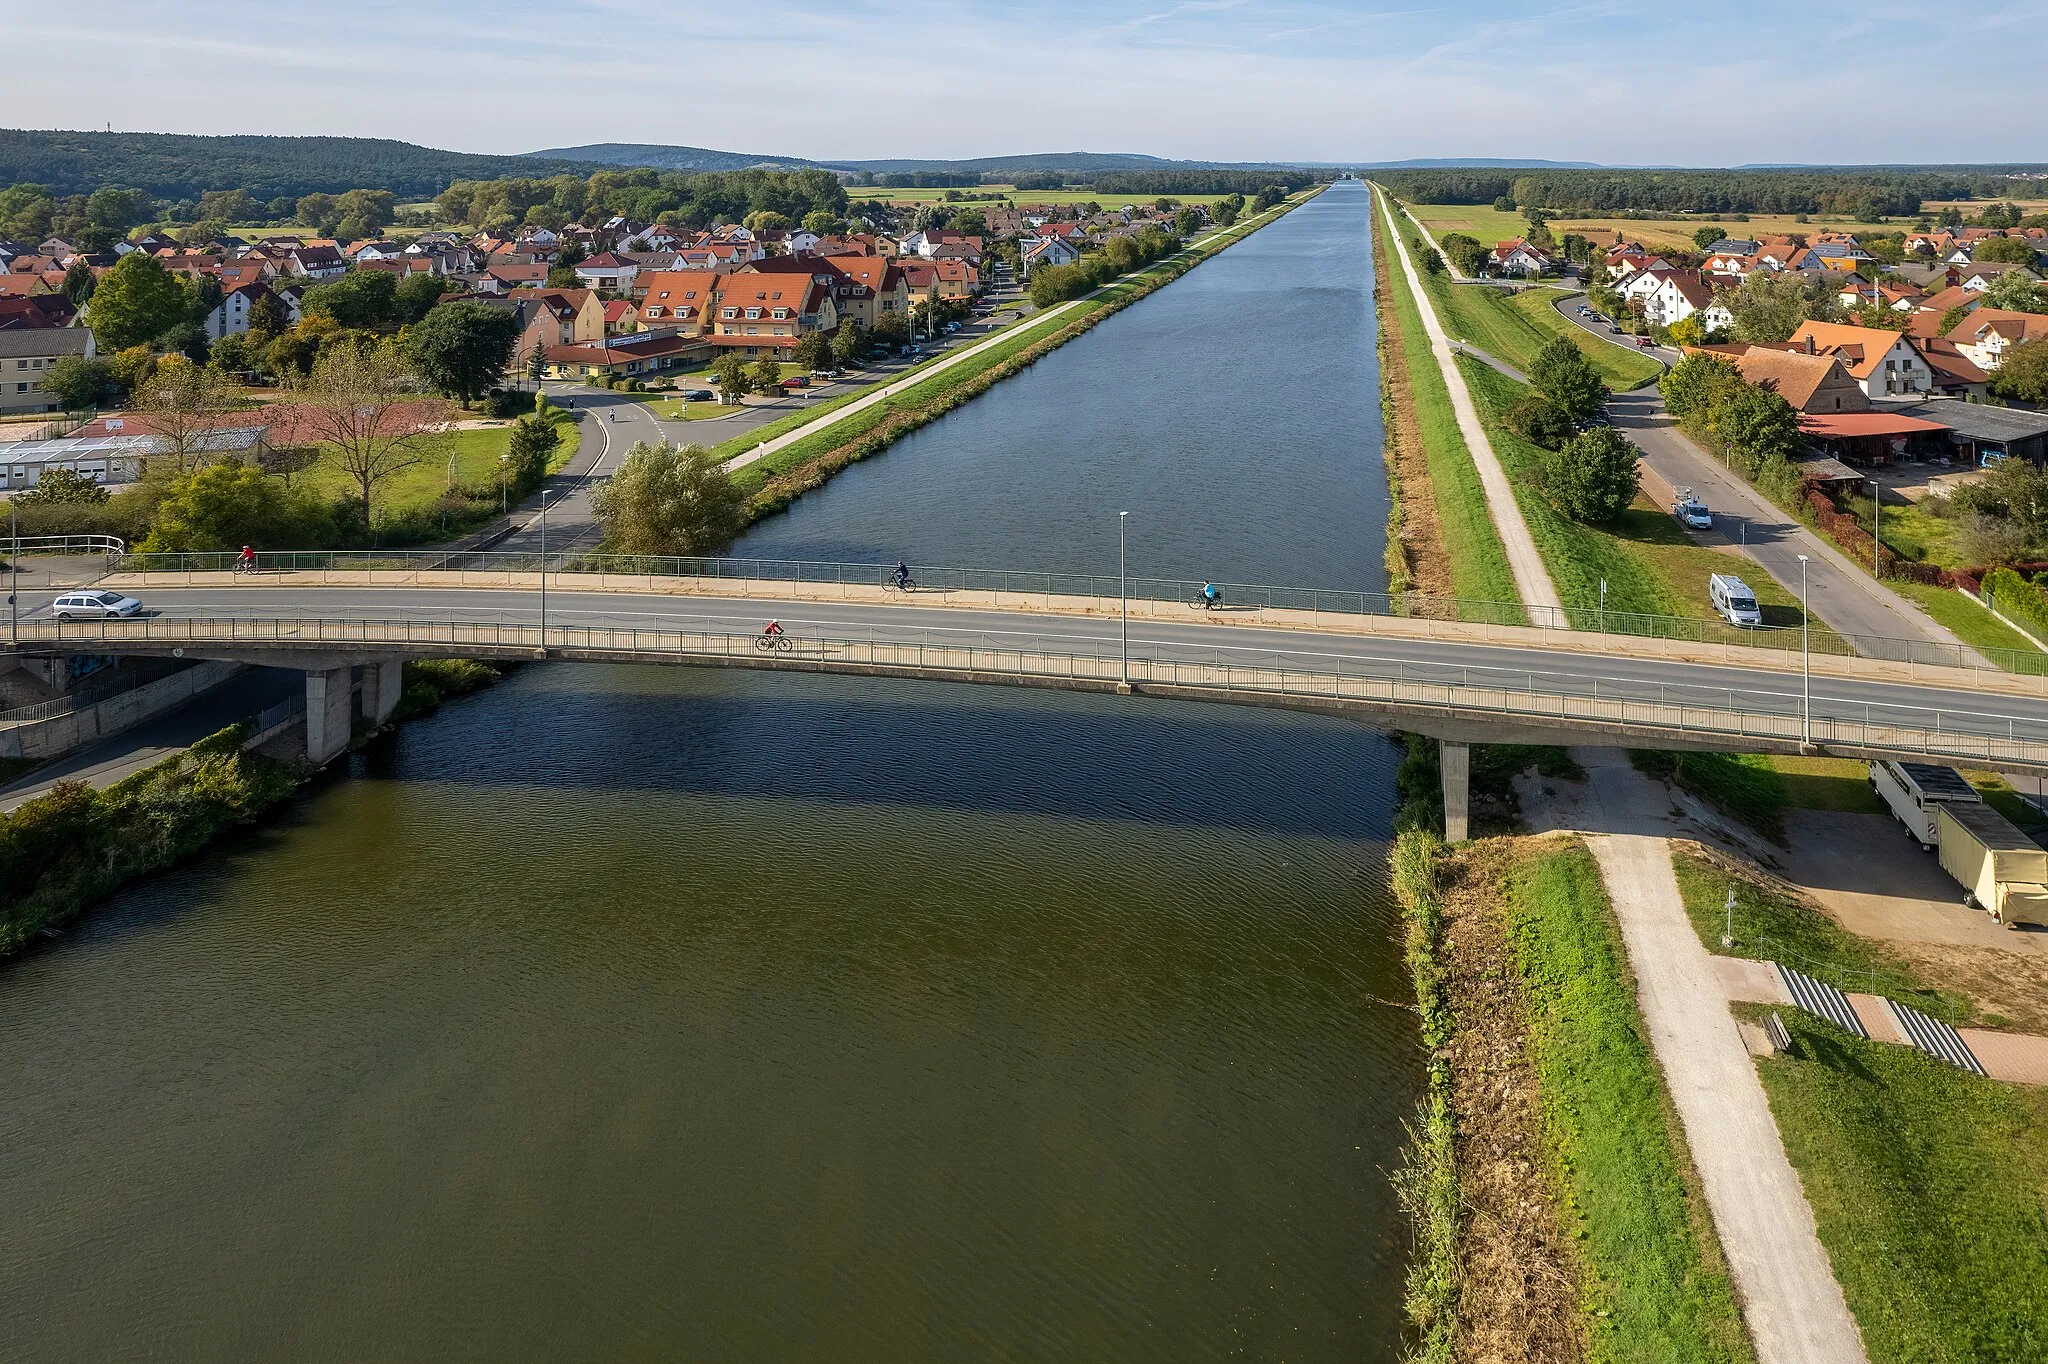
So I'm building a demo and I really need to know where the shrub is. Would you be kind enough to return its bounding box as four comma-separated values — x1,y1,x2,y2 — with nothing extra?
1981,566,2048,638
1505,394,1574,450
1543,427,1641,523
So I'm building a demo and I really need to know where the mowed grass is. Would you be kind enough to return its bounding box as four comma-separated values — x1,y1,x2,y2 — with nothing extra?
1375,192,1519,604
1504,841,1755,1363
1419,269,1662,390
297,423,523,512
1401,201,1937,257
1889,579,2045,664
845,184,1244,208
1756,1012,2048,1362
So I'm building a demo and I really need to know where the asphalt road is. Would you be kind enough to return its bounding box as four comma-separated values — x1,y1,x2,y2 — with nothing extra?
1547,293,1974,654
18,584,2048,747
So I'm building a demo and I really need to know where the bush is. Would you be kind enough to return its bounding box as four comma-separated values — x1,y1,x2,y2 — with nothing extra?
591,439,745,554
138,462,338,552
1505,394,1575,450
1981,566,2048,638
482,387,537,418
1527,335,1607,420
1542,427,1641,523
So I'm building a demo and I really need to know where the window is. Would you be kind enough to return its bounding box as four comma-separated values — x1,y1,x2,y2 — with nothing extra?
745,308,761,320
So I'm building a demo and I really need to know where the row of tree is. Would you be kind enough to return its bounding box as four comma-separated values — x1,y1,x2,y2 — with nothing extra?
1025,225,1186,308
1377,168,2033,218
434,168,847,236
1500,337,1642,523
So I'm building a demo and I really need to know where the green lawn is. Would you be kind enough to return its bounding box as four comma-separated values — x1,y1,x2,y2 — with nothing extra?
1376,193,1520,606
1840,491,1966,569
1504,842,1755,1363
1756,1013,2048,1363
298,424,521,512
1671,849,1969,1021
1890,579,2045,665
1422,271,1662,390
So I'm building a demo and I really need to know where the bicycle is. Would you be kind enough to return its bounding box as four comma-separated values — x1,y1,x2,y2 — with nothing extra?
754,632,794,653
882,576,918,593
1188,590,1223,611
234,559,261,576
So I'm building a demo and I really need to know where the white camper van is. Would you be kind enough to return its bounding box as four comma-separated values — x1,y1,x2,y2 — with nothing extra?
1709,573,1762,627
1871,760,1981,849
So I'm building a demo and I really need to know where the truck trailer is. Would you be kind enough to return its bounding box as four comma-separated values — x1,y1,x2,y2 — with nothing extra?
1871,760,1981,850
1934,800,2048,928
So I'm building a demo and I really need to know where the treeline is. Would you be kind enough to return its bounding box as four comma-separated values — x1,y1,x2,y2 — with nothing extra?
0,129,600,201
1026,225,1184,307
1376,168,2035,217
435,167,846,233
1089,169,1322,196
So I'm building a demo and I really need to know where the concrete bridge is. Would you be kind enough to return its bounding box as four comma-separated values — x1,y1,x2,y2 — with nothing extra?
11,555,2048,838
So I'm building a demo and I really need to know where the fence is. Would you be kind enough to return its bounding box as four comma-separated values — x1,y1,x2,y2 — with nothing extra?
108,549,2048,677
13,613,2048,771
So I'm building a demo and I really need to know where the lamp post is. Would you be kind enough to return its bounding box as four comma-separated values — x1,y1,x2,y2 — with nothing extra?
538,489,557,648
499,453,509,514
8,492,17,647
1119,510,1129,687
1868,476,1882,580
1798,553,1812,747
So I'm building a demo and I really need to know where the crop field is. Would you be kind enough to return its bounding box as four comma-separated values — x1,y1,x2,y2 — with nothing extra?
846,185,1245,208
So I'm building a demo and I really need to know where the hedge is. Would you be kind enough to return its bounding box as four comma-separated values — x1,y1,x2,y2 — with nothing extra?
1980,566,2048,639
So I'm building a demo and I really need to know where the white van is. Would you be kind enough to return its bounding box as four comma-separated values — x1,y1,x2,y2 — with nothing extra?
1708,573,1762,627
1871,761,1981,850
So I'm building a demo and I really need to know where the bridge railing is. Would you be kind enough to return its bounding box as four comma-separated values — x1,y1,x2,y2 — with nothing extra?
108,549,2048,678
4,534,127,560
12,613,2048,771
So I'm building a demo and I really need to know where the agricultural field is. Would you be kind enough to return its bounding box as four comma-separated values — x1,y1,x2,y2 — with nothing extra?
1400,202,1948,257
846,184,1245,208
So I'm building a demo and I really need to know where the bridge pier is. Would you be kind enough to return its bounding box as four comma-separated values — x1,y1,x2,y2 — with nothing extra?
363,659,406,728
1441,741,1470,843
304,665,353,766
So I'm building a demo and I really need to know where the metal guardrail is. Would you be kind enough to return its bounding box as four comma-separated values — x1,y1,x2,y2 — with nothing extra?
3,534,127,559
13,614,2048,771
108,550,2048,678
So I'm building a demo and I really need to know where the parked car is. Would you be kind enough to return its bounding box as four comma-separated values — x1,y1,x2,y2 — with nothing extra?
1708,573,1762,628
778,376,810,390
680,389,714,401
1671,489,1712,530
1636,335,1656,348
51,590,144,622
810,369,843,380
944,322,962,333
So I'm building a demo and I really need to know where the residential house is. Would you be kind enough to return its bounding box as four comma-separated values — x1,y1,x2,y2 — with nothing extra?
785,229,821,257
1947,309,2048,371
1702,238,1761,256
1641,271,1714,327
571,251,639,295
603,298,641,334
285,245,348,280
486,262,550,291
1959,261,2037,293
1021,235,1081,275
634,270,724,341
202,282,286,341
0,327,96,416
0,293,78,329
345,240,404,263
1701,251,1756,283
707,269,838,359
515,288,606,360
1837,281,1923,313
822,255,908,329
1726,346,1870,415
1786,320,1934,398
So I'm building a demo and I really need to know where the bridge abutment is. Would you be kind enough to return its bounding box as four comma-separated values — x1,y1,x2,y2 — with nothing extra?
1441,741,1470,843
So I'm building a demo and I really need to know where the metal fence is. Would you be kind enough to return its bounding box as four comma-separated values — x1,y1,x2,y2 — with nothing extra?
4,534,127,560
108,549,2048,678
14,613,2048,771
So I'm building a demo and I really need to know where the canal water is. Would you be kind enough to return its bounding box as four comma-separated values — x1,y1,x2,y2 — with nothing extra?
0,183,1415,1362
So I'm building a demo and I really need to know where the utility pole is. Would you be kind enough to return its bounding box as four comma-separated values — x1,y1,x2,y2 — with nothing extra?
1798,553,1812,747
1869,476,1882,580
538,489,556,648
1119,510,1129,687
8,493,17,647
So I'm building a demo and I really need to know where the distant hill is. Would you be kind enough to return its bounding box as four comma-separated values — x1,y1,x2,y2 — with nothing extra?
0,129,606,201
1356,157,1609,170
527,142,824,172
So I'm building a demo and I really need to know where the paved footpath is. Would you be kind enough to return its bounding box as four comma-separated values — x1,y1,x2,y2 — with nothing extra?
1531,751,1869,1364
1372,185,1562,616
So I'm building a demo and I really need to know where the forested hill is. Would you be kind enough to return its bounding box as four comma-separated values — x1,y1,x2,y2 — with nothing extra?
0,130,605,200
528,143,823,172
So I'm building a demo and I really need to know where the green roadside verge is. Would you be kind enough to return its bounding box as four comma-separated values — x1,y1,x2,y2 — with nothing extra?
1374,192,1519,604
1421,269,1663,391
1389,831,1754,1363
0,658,502,961
1667,852,2048,1361
720,193,1322,522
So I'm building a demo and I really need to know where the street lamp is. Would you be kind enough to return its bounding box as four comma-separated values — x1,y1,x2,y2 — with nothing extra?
8,492,17,647
1868,476,1882,580
1119,510,1130,687
538,488,557,648
1798,553,1812,747
499,453,510,513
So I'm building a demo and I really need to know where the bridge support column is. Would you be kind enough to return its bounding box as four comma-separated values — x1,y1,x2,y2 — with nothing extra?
304,665,352,766
363,659,406,727
1441,741,1470,843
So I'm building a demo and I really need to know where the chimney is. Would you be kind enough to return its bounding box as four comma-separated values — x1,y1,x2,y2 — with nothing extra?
1805,334,1816,355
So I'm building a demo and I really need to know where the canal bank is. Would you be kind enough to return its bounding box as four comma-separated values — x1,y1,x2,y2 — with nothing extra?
0,183,1417,1362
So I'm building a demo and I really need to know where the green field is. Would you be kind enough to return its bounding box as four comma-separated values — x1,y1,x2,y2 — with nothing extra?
1421,272,1663,390
1398,200,1926,258
846,184,1245,208
1505,841,1755,1363
1375,193,1520,605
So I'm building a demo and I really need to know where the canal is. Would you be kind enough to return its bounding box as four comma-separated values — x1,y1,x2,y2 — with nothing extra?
0,183,1416,1362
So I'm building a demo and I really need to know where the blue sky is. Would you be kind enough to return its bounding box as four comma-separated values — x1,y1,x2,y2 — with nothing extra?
21,1,2048,165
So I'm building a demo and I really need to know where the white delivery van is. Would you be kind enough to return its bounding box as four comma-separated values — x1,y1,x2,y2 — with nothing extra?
1709,573,1762,627
1935,801,2048,928
1870,760,1981,849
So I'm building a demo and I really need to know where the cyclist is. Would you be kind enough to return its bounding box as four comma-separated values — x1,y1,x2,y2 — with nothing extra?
1201,581,1220,609
238,545,256,573
892,560,912,589
762,619,784,637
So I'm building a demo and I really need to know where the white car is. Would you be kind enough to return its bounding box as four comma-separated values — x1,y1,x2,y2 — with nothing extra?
51,589,144,621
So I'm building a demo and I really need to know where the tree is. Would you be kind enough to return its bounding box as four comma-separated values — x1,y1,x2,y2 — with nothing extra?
1492,195,1517,213
1659,351,1741,420
1980,270,2046,315
85,186,152,232
15,466,108,506
0,182,54,241
1953,455,2048,544
301,270,398,329
1543,427,1641,523
1990,339,2048,405
1439,232,1487,277
37,354,113,411
247,290,292,341
88,252,188,352
107,344,157,395
1173,206,1202,237
137,462,334,552
714,353,752,404
1527,335,1606,420
831,321,869,366
1693,225,1727,250
134,358,245,471
870,308,909,346
1213,194,1244,227
1711,381,1803,471
392,271,456,325
295,193,341,235
1974,237,2038,265
591,440,744,555
61,259,96,306
1666,314,1708,348
1725,270,1813,344
793,332,831,371
404,300,519,405
207,332,263,377
524,343,549,388
291,341,445,532
506,412,560,485
801,210,841,236
1504,394,1574,450
197,188,255,223
334,189,395,241
752,354,783,395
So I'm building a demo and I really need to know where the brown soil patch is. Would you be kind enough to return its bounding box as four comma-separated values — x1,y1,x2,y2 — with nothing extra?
1373,212,1454,597
1439,838,1587,1363
1887,939,2048,1034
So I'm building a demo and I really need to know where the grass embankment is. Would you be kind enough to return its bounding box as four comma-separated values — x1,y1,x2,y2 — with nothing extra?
1372,193,1450,596
1390,831,1754,1363
726,193,1320,520
1399,201,1926,258
1669,853,2048,1360
0,658,503,962
1418,268,1661,391
1374,191,1518,605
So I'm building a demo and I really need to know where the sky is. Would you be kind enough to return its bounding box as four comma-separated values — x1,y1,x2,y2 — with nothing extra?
17,0,2048,167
